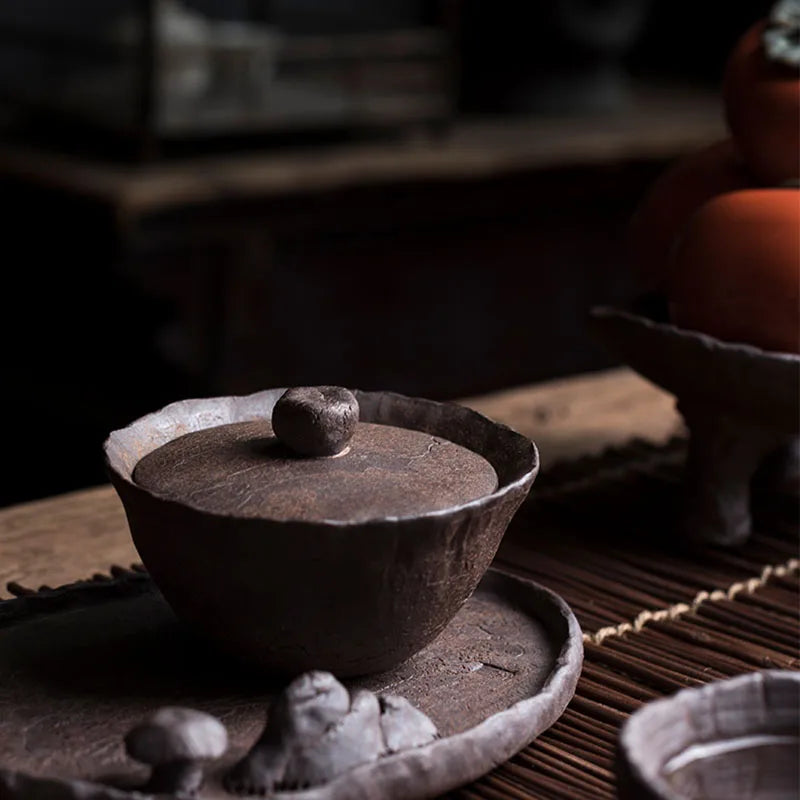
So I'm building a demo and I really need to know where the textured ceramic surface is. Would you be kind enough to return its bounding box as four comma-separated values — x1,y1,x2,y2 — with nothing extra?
618,670,800,800
132,420,499,523
104,389,538,676
589,306,800,428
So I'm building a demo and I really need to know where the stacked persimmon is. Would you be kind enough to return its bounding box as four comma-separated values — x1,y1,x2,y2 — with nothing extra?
627,5,800,354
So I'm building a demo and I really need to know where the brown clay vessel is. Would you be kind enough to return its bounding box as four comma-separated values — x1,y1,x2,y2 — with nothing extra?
104,388,538,676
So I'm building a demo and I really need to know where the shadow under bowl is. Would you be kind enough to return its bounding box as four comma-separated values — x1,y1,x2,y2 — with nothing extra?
104,389,538,677
618,670,800,800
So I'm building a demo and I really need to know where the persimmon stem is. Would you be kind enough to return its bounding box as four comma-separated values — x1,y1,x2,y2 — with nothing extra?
679,405,787,546
764,0,800,67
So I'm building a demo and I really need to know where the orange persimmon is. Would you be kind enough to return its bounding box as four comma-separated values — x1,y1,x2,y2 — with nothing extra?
668,188,800,353
626,139,754,293
723,19,800,185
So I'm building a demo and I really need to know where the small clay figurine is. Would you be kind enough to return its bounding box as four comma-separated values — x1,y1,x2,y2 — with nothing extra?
379,695,440,754
224,671,438,796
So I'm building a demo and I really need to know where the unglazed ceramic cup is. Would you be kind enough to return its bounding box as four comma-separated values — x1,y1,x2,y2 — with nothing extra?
618,670,800,800
104,389,538,677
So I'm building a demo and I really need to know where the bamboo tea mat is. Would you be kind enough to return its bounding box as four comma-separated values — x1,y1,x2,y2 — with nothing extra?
448,436,799,800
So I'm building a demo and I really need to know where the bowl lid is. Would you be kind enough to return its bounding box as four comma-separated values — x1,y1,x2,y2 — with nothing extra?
132,386,498,523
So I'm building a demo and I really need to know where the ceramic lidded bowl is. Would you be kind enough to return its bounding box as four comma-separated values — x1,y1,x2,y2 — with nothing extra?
104,387,538,677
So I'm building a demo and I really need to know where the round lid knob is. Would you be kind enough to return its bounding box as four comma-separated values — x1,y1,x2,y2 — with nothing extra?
272,386,359,457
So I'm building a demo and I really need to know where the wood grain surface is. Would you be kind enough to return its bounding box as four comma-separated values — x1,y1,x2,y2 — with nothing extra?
0,368,680,597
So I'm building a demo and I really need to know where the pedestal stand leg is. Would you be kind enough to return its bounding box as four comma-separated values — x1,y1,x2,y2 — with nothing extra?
756,437,800,497
680,406,785,546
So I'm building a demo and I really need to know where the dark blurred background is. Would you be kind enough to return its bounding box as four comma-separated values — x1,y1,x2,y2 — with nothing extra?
0,0,767,505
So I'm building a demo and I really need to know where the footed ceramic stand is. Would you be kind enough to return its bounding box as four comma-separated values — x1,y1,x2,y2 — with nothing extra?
590,306,800,546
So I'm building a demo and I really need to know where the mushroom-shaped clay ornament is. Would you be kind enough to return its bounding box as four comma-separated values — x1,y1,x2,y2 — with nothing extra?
124,707,228,796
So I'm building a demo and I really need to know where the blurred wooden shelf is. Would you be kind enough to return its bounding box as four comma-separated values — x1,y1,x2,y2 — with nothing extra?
0,84,724,225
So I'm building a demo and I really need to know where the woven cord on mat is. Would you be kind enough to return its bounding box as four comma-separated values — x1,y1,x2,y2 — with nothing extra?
586,556,799,645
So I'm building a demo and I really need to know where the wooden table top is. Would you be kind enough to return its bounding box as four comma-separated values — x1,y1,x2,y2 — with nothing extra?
0,367,681,597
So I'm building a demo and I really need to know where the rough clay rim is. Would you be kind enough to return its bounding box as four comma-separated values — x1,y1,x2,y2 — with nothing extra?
103,388,539,528
618,670,800,800
590,306,800,367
